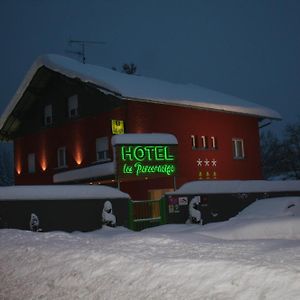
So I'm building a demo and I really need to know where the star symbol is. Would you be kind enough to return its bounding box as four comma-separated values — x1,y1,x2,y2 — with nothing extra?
211,159,217,167
204,158,210,167
197,158,202,166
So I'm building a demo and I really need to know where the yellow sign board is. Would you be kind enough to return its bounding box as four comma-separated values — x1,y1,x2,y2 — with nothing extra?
111,120,124,135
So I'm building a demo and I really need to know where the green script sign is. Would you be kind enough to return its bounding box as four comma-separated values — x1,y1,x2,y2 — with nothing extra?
116,145,177,179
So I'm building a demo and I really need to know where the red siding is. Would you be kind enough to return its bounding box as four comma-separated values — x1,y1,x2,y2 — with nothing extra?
14,101,263,199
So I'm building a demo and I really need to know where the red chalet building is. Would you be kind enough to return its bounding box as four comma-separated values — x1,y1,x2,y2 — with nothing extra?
0,55,281,200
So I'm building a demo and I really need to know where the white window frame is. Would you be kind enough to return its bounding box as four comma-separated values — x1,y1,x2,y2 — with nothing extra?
68,95,78,118
191,135,197,148
232,138,245,159
57,147,67,168
28,153,36,173
44,104,53,125
201,135,207,148
96,137,109,162
211,136,217,149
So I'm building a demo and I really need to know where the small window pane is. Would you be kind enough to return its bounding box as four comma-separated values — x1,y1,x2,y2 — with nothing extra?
68,95,78,118
96,137,109,161
57,147,67,167
232,139,245,159
28,153,35,173
44,105,52,125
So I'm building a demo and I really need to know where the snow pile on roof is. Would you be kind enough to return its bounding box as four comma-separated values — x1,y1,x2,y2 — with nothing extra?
0,184,129,200
53,162,115,184
111,133,178,145
0,54,281,130
169,180,300,195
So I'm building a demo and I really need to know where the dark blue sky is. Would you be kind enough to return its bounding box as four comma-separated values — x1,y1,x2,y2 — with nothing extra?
1,0,300,135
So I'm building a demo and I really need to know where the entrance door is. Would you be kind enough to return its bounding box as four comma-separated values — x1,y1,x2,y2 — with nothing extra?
148,188,174,200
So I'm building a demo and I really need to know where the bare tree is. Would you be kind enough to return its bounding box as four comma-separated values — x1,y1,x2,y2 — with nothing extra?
122,63,137,75
260,119,300,179
283,120,300,179
112,63,138,75
260,130,285,179
0,142,14,186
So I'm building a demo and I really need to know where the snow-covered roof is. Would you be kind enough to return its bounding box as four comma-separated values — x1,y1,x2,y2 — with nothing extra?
0,184,129,200
0,54,281,131
111,133,178,145
53,162,115,184
168,180,300,195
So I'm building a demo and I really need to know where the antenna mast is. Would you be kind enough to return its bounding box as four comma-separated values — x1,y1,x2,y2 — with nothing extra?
67,40,106,64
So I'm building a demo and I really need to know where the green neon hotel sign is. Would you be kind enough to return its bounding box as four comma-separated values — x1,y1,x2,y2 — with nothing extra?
117,145,177,178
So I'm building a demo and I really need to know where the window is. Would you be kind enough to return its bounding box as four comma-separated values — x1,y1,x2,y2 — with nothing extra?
57,147,67,168
44,104,53,125
96,137,109,161
232,138,245,159
191,135,218,150
211,136,217,149
28,153,35,173
191,135,197,148
68,95,78,118
201,136,207,148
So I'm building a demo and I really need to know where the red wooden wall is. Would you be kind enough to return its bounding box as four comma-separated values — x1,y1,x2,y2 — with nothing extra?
14,101,263,199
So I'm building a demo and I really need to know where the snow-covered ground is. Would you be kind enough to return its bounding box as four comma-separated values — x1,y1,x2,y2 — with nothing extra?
1,197,300,300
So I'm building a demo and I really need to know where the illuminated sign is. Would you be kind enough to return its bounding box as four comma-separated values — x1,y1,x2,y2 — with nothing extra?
111,120,124,135
116,145,177,179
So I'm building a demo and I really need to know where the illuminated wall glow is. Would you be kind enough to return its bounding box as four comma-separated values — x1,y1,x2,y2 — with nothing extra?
74,152,83,165
15,142,22,175
40,159,47,171
39,134,48,171
16,164,22,175
72,124,84,166
74,142,83,165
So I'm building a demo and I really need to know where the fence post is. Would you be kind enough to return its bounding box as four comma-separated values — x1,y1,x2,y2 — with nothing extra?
160,197,167,225
128,200,134,230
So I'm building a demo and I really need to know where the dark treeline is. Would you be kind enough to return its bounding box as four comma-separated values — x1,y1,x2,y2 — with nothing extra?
260,119,300,179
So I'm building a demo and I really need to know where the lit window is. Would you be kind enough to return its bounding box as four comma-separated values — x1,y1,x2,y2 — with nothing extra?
44,104,53,125
96,137,109,161
57,147,67,168
28,153,35,173
68,95,78,118
232,138,245,159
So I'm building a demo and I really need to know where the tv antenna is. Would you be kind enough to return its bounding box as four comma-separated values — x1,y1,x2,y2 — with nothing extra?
67,39,106,64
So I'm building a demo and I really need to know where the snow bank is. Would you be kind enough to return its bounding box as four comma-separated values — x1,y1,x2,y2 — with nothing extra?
235,197,300,219
202,217,300,240
169,180,300,195
199,197,300,240
0,225,299,300
0,54,281,130
0,185,129,200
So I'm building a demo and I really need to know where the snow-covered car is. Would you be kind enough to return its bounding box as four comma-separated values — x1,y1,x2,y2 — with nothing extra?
202,197,300,240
